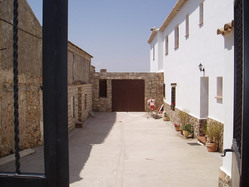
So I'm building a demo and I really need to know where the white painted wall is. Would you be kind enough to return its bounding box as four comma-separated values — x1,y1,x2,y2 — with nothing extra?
149,0,234,178
150,32,164,72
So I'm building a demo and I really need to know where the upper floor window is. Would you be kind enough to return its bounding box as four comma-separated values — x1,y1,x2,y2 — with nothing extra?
165,35,169,55
199,2,204,27
186,14,189,38
174,25,179,49
153,45,155,61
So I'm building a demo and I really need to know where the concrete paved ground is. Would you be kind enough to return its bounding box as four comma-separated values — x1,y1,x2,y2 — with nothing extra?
0,112,222,187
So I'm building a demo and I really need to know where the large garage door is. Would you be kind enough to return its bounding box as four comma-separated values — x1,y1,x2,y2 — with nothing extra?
112,80,145,112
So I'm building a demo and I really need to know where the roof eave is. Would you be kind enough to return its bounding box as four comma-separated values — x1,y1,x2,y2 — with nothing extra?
147,30,158,44
68,41,93,58
147,0,188,44
159,0,188,32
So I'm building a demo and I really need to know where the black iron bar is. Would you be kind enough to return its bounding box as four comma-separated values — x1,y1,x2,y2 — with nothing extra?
43,0,69,186
13,0,20,174
242,1,249,186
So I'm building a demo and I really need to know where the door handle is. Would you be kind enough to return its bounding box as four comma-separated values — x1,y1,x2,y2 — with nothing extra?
221,149,234,157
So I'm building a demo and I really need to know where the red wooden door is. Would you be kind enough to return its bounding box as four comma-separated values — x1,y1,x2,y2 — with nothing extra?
112,80,145,112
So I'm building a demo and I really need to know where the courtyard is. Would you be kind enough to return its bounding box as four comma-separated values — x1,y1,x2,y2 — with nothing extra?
0,112,221,187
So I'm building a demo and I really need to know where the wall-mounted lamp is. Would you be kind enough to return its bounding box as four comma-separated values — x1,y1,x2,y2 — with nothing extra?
199,63,205,72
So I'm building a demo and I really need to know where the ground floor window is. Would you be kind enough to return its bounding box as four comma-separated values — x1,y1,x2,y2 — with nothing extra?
171,83,177,110
85,94,87,110
99,79,107,98
71,96,75,118
163,83,166,98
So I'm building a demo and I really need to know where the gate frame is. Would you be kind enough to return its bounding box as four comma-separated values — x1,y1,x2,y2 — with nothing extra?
233,0,249,186
0,0,69,186
240,0,249,186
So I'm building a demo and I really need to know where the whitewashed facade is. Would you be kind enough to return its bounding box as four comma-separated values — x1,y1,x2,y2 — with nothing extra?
148,0,234,185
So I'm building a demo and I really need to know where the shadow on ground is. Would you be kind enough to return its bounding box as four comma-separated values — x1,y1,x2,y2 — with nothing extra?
69,112,117,184
0,112,117,184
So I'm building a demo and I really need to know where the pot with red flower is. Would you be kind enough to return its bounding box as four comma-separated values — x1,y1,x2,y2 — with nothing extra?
174,124,181,131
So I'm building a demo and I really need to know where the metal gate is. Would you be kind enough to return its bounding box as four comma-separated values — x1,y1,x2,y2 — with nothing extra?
231,0,249,186
112,80,145,112
0,1,69,186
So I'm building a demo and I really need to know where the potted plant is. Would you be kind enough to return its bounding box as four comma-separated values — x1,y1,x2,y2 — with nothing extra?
178,110,193,137
197,123,207,144
163,111,170,121
174,124,181,131
206,122,223,152
181,124,193,138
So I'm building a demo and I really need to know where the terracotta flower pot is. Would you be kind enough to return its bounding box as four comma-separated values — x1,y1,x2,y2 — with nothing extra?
183,130,189,138
175,126,180,131
163,116,170,121
180,129,183,135
206,143,217,152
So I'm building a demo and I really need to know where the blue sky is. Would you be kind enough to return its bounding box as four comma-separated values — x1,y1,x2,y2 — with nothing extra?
27,0,177,72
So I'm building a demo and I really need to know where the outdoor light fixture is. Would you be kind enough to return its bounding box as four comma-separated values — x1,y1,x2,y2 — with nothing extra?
199,63,205,72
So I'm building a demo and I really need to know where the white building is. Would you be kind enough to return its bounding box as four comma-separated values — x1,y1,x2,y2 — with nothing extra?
148,0,234,186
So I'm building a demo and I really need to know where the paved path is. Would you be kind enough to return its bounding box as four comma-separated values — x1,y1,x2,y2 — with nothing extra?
0,112,222,187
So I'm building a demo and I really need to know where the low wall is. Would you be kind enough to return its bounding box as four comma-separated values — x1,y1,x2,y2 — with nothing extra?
92,71,164,112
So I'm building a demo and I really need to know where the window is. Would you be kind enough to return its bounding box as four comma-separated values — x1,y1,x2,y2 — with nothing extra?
0,97,1,128
153,45,155,61
199,2,204,27
71,96,75,118
99,79,107,98
85,94,87,110
186,14,189,38
174,25,179,49
163,83,166,98
216,77,223,103
171,83,177,110
165,35,169,55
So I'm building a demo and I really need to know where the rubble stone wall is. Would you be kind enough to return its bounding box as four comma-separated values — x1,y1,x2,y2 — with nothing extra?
164,103,201,137
0,0,93,157
92,70,164,112
68,84,92,130
0,0,42,157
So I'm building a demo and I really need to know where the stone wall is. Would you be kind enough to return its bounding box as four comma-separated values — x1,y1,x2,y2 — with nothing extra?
0,0,43,157
164,103,201,137
0,0,93,157
92,70,164,112
165,102,224,149
68,84,92,130
219,168,231,187
0,72,43,157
